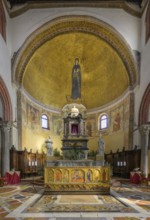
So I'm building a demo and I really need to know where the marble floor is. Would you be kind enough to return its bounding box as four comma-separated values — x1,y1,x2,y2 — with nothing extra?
0,180,149,220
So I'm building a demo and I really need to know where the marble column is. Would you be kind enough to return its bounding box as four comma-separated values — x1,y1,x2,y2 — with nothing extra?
80,119,84,136
1,122,11,176
140,124,150,178
17,89,22,150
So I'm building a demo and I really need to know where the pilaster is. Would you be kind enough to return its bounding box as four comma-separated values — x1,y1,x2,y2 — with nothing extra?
0,121,11,176
17,89,22,150
140,124,150,177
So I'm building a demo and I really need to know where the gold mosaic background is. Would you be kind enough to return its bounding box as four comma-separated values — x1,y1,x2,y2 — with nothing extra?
23,32,129,110
17,16,135,153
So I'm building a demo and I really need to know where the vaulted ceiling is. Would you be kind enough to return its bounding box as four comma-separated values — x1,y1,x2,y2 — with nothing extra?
14,16,137,112
23,32,129,110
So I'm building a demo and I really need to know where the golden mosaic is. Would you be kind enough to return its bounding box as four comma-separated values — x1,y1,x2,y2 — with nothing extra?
13,16,137,110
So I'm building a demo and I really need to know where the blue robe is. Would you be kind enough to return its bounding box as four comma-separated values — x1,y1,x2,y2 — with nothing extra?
71,63,81,99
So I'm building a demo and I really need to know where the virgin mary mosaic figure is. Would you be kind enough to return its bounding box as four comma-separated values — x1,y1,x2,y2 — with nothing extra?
71,58,81,99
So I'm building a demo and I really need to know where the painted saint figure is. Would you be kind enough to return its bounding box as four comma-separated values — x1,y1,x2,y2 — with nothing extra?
113,112,121,132
87,170,92,182
71,58,81,99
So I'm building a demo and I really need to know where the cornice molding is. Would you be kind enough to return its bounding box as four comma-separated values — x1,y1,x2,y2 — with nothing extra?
87,88,133,114
22,88,61,114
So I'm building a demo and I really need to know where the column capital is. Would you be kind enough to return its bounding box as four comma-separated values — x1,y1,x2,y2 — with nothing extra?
0,121,11,131
139,124,150,135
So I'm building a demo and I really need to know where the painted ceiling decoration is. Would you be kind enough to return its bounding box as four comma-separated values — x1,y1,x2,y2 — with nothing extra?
4,0,146,18
13,16,137,111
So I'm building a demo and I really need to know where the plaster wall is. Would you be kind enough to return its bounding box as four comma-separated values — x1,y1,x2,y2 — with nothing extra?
2,4,146,151
4,2,12,56
0,35,19,148
133,3,150,147
87,94,132,154
10,7,141,55
0,4,17,119
21,92,132,155
134,40,150,119
0,6,18,148
0,36,11,92
21,94,63,153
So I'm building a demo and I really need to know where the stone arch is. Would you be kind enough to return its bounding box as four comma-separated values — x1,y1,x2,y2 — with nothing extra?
145,1,150,43
12,15,138,89
139,83,150,125
0,1,6,41
0,76,12,121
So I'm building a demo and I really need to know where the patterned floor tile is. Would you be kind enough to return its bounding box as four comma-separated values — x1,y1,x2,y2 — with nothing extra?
0,181,149,219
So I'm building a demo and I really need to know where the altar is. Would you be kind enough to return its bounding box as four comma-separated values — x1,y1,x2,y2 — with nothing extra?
44,104,110,194
45,165,110,194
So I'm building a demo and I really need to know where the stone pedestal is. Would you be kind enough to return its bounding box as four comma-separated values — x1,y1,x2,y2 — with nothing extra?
96,155,104,166
46,156,55,161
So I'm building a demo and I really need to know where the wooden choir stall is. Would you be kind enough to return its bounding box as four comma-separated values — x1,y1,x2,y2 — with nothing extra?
10,146,46,178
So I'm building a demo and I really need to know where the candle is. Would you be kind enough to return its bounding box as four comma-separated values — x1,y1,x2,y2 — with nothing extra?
35,161,37,166
29,161,31,166
32,161,34,166
124,161,126,166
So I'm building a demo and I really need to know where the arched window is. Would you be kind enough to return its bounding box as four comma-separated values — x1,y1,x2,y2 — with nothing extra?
41,114,49,129
99,114,108,130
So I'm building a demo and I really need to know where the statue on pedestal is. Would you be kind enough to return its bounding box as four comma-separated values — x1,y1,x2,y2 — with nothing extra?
96,133,105,165
45,137,53,156
98,133,105,156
